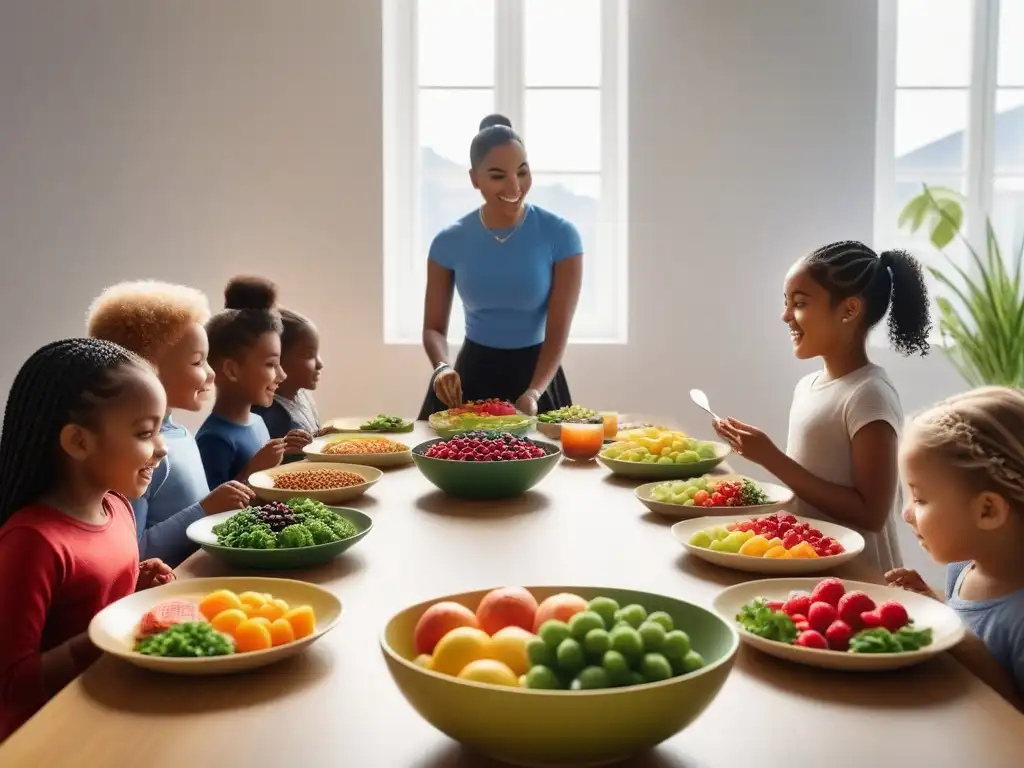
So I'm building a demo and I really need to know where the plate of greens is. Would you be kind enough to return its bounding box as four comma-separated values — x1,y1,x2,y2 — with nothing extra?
711,577,964,671
323,414,415,433
186,498,372,569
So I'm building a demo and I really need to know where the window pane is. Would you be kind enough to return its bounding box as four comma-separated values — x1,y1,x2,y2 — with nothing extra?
896,0,972,87
998,0,1024,86
993,177,1024,261
524,0,601,87
419,88,494,168
524,89,601,172
995,89,1024,174
894,89,968,173
417,0,495,87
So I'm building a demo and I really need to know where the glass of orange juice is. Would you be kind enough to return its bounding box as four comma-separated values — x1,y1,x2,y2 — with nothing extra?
560,422,605,461
599,411,619,440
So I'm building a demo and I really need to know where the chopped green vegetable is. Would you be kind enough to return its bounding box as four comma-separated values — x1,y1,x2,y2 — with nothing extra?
848,626,934,654
279,523,315,548
135,622,234,657
736,598,798,644
360,414,412,432
212,498,358,550
738,479,770,506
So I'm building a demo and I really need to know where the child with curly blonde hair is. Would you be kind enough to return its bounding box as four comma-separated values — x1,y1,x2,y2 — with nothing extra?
87,281,254,565
887,386,1024,710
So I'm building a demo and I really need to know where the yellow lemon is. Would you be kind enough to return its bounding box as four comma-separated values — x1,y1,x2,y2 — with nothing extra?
457,659,519,687
488,626,533,676
429,626,492,676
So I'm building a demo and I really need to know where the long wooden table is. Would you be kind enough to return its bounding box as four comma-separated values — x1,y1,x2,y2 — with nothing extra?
1,423,1021,767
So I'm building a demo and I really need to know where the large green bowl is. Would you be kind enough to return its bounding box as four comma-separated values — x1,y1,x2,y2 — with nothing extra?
185,506,372,570
411,437,561,499
597,441,731,480
381,585,739,767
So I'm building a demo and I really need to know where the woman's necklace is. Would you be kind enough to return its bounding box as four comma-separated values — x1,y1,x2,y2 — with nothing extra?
479,204,529,244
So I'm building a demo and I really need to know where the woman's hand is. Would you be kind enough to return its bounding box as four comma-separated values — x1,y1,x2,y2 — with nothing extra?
434,368,463,408
137,559,175,590
713,417,781,467
885,568,940,600
515,390,540,416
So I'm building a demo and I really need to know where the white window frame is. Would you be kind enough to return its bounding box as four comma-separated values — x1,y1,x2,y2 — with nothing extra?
874,0,1004,254
382,0,629,346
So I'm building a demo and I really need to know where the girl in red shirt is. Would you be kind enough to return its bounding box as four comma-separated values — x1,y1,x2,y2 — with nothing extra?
0,338,175,742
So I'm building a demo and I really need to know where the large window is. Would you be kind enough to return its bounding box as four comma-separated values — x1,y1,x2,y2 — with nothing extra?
382,0,629,345
875,0,1024,280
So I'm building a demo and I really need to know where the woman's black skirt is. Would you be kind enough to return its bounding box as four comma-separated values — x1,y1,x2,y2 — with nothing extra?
417,339,572,420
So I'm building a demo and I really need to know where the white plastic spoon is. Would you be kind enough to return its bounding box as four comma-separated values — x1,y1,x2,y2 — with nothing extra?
689,388,721,422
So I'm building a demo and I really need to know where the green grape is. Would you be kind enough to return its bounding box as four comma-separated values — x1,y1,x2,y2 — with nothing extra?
555,638,585,676
688,531,712,548
577,666,612,690
527,637,557,668
697,442,718,459
647,611,674,632
583,628,611,657
524,665,562,689
538,620,571,650
681,650,705,673
640,653,673,682
601,650,631,686
569,611,605,641
662,630,692,660
627,671,646,687
609,625,643,661
638,621,666,652
614,604,647,629
587,596,619,629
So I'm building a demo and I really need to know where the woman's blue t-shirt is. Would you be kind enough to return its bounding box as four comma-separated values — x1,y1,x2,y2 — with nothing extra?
428,204,582,349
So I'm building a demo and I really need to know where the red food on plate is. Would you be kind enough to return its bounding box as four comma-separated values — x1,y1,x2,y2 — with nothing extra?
136,600,201,638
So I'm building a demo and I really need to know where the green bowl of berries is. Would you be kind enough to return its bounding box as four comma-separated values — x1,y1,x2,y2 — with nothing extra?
185,499,373,570
381,584,739,767
411,432,562,500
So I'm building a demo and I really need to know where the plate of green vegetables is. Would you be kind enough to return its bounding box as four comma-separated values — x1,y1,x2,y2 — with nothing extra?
186,498,372,570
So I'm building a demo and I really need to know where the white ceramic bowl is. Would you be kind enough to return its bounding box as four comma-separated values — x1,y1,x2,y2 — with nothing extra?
712,577,965,671
635,475,794,520
671,514,865,575
249,461,382,504
302,435,413,467
88,576,342,675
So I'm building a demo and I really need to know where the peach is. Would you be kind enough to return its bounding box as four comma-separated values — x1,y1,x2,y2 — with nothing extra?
533,593,589,632
414,601,480,656
475,586,538,635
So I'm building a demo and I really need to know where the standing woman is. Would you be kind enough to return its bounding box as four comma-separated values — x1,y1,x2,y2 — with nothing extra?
418,114,584,419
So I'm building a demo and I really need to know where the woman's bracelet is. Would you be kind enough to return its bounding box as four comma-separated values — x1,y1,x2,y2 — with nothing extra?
525,388,542,401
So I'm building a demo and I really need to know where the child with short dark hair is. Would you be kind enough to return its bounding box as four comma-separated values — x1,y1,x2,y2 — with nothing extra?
0,338,173,742
713,241,931,574
888,387,1024,711
197,277,306,486
87,280,255,566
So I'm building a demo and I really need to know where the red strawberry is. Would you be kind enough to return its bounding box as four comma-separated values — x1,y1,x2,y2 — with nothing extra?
807,601,839,633
779,513,797,524
789,613,807,624
837,591,876,629
810,578,846,607
765,600,785,612
795,630,828,649
782,532,801,549
825,620,853,651
877,601,910,632
827,543,845,556
794,621,810,633
860,610,883,628
783,595,812,618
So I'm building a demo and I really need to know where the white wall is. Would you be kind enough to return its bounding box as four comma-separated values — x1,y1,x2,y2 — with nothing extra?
0,0,963,580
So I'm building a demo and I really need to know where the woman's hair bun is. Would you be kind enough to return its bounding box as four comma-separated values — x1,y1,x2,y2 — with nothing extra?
479,113,513,132
224,276,277,311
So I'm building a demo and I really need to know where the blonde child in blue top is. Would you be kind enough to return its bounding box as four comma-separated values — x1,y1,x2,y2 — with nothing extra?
713,241,931,574
887,387,1024,712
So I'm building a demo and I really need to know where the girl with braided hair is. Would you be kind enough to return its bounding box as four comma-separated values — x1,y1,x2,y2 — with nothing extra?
87,280,255,566
714,241,932,574
887,387,1024,711
0,338,174,741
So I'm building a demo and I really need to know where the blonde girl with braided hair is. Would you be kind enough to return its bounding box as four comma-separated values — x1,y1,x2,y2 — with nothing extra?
887,386,1024,710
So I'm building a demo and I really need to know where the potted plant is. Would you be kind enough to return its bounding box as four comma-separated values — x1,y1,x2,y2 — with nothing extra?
898,184,1024,388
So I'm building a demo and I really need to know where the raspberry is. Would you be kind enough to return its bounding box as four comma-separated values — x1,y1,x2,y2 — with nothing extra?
807,601,839,633
783,594,812,618
825,620,853,651
795,630,828,649
877,601,910,632
837,591,876,630
810,578,846,607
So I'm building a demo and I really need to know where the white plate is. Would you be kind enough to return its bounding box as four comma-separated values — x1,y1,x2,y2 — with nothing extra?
712,577,965,671
672,514,865,575
303,435,413,467
322,415,415,434
249,461,382,504
88,577,342,675
635,475,794,520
